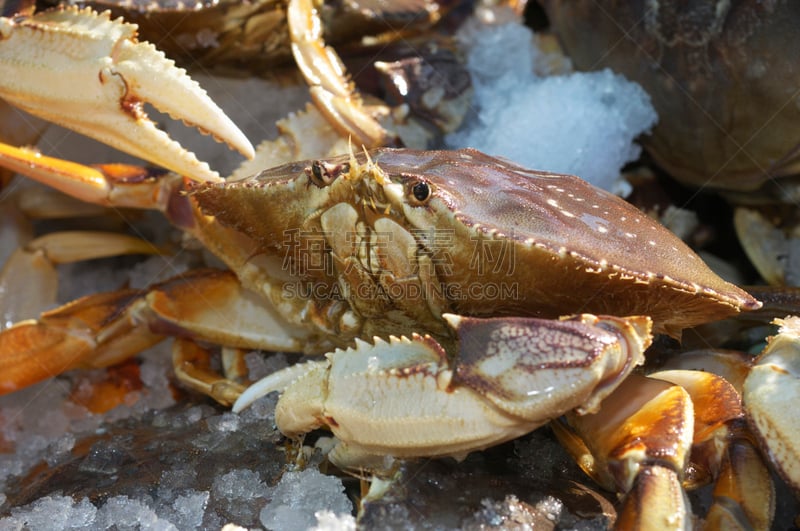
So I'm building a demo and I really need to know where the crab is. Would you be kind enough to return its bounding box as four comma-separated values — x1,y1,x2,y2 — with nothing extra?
540,0,800,196
74,0,458,74
0,1,796,527
0,135,788,524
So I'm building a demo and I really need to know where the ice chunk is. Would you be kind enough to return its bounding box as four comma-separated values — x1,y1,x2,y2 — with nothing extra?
212,468,270,501
464,22,535,85
95,495,177,530
155,467,201,508
44,433,76,467
168,490,209,530
260,469,353,531
0,380,92,486
312,510,357,531
2,495,97,530
447,17,657,196
207,412,240,433
211,469,271,528
137,343,177,411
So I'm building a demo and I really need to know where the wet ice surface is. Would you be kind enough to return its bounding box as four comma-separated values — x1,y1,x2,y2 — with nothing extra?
0,378,330,530
446,14,658,196
0,373,613,530
1,364,614,530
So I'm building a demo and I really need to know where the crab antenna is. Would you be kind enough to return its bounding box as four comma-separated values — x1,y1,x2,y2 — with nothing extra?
360,144,388,185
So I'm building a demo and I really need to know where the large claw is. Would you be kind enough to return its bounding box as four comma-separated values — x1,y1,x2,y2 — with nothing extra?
234,314,651,473
0,6,254,182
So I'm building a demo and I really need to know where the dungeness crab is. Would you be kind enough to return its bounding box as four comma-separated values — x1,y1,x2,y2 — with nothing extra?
1,138,791,525
540,0,800,196
0,2,796,528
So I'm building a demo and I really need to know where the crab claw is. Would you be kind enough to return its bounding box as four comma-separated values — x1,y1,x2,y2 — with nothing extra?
234,314,652,473
0,6,254,182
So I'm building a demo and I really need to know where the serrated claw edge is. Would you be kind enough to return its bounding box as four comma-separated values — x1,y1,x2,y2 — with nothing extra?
0,6,254,182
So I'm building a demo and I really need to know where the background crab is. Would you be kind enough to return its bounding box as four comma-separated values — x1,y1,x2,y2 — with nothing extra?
0,1,796,531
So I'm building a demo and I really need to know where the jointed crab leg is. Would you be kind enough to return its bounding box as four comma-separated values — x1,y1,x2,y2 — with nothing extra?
288,0,390,147
0,268,315,402
0,142,181,207
0,229,160,328
0,141,324,400
554,368,776,529
0,6,254,182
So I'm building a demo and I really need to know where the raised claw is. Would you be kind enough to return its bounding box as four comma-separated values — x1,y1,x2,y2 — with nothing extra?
0,6,254,182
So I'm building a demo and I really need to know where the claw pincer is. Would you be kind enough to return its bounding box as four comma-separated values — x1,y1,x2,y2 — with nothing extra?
0,6,253,182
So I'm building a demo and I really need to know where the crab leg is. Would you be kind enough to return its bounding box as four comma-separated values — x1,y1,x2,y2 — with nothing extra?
652,370,775,529
0,230,160,328
555,368,776,529
0,6,254,182
0,144,312,397
0,141,182,208
553,374,696,528
288,0,389,147
172,339,247,407
0,268,317,399
0,288,161,394
0,140,330,341
744,316,800,495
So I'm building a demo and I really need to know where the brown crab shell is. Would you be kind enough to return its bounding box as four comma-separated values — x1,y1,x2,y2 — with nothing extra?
190,148,760,336
541,0,800,191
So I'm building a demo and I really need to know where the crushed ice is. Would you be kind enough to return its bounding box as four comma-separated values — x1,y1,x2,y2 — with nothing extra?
260,469,353,531
447,11,658,196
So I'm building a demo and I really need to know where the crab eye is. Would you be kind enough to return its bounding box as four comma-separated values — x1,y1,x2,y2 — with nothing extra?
307,161,348,187
410,181,431,204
